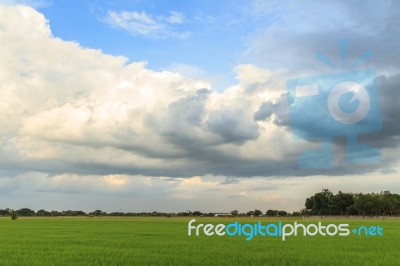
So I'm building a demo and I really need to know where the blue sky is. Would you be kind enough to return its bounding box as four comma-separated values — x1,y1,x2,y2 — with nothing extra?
0,0,399,212
31,0,398,84
34,0,265,90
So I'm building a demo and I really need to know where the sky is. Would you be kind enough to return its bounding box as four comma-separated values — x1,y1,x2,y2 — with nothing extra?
0,0,399,213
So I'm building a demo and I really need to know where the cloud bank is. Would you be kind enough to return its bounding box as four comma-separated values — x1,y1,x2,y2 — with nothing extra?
0,5,399,180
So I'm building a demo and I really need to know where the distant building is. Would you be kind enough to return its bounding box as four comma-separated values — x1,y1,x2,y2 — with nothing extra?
214,213,232,217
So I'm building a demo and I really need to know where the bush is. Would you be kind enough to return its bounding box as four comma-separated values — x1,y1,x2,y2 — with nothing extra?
11,211,18,220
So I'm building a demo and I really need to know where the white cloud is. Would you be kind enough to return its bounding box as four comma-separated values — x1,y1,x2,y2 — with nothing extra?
1,0,51,8
164,11,185,25
105,10,189,38
1,5,296,178
106,11,162,36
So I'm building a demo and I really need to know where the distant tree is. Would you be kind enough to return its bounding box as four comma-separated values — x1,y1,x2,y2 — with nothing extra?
332,191,354,215
62,210,86,216
179,211,192,216
90,210,107,216
230,210,239,216
109,212,124,216
346,204,358,215
266,210,278,216
74,210,86,216
11,211,18,220
36,209,51,216
278,211,287,216
50,210,61,216
354,193,376,215
246,211,255,216
192,211,203,216
305,197,313,210
305,189,335,215
254,209,263,216
0,208,11,216
378,192,400,215
300,208,309,216
16,208,35,216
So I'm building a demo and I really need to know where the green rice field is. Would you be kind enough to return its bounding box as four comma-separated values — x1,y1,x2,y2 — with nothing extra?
0,217,398,265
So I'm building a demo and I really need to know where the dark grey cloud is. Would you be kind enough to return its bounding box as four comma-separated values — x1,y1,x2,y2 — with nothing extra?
254,96,289,126
246,0,400,164
362,74,400,148
144,88,210,143
207,107,260,144
245,0,400,73
254,102,274,121
255,73,400,151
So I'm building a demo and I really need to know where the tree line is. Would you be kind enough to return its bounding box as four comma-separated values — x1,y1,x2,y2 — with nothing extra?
304,189,400,215
2,189,399,218
0,208,293,218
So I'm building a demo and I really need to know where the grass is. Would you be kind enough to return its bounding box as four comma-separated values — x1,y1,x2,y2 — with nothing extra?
0,216,398,265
